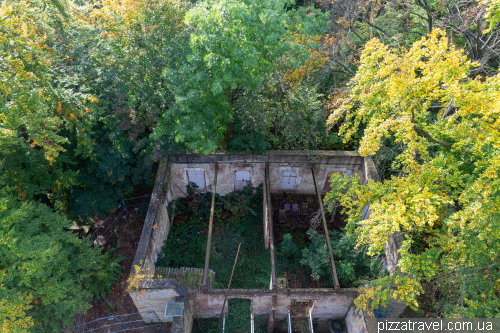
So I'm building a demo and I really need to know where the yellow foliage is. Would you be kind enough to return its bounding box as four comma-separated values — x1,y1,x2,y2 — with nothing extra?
126,265,153,296
326,29,500,311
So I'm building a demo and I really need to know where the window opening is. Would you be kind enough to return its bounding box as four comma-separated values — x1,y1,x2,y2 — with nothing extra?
280,171,297,190
187,170,206,189
234,170,251,190
323,171,344,191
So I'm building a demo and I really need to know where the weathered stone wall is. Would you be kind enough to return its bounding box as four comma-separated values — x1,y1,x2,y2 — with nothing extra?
152,202,170,263
187,288,358,320
345,155,406,332
182,298,194,333
131,158,169,278
129,279,187,323
346,305,369,333
168,151,366,200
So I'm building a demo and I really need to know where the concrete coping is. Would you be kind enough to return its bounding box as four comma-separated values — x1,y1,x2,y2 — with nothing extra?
186,288,359,296
168,150,363,164
138,278,188,296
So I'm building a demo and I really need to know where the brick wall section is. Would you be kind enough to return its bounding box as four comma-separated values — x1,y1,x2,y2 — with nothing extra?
186,288,358,320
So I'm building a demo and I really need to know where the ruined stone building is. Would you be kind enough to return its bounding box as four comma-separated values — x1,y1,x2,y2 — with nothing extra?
128,151,405,333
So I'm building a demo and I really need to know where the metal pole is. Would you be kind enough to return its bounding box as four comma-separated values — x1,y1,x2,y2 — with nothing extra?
265,162,276,289
287,311,292,333
217,243,241,333
203,162,219,288
311,165,340,289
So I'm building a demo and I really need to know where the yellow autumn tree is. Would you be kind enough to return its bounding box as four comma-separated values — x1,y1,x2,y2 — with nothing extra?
326,29,500,316
0,0,96,199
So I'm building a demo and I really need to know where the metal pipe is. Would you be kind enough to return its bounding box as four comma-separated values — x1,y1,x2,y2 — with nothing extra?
311,165,340,289
203,162,218,288
287,311,292,333
265,162,276,289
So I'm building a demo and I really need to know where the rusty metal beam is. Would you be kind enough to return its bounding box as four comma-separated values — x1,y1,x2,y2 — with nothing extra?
263,169,269,249
311,165,340,289
265,162,277,290
203,161,218,289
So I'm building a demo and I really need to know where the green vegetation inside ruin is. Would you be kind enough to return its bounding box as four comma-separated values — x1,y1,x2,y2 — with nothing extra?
191,299,268,333
156,183,271,289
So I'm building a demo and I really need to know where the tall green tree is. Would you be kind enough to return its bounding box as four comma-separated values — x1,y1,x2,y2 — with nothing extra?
154,0,330,153
326,29,500,316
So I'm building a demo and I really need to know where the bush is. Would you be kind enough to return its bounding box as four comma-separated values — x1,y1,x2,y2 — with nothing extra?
300,229,384,287
0,197,123,332
277,233,299,275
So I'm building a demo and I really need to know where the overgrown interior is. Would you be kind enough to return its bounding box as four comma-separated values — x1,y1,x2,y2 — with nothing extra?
130,152,387,332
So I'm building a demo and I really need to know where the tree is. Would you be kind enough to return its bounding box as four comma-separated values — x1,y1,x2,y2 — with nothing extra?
480,0,500,32
325,29,500,315
153,0,330,153
0,197,123,332
54,0,189,220
229,76,335,152
0,0,96,203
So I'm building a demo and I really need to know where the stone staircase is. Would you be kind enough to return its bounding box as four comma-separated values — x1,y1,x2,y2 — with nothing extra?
155,267,215,289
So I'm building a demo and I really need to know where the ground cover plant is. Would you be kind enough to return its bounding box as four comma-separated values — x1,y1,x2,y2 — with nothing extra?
191,299,268,333
157,183,271,289
272,192,382,288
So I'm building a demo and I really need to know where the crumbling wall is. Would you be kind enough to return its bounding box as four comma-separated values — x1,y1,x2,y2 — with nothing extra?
187,289,358,320
168,151,366,200
130,279,187,323
346,306,369,333
182,299,194,333
170,161,266,199
131,159,169,277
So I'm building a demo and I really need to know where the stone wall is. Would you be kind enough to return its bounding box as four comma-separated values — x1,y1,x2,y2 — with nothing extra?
131,158,169,278
346,306,369,333
129,279,187,323
168,151,366,200
182,298,194,333
186,288,358,320
128,151,397,331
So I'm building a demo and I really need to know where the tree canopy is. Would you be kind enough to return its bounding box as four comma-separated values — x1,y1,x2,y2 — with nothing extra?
154,0,330,153
326,28,500,316
0,197,122,332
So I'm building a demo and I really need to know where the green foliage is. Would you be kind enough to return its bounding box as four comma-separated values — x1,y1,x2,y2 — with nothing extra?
0,0,97,201
225,299,251,333
231,79,331,151
0,197,123,332
276,233,299,275
157,184,271,289
191,303,268,333
441,266,500,318
300,229,383,287
300,229,330,282
154,0,329,153
67,125,153,222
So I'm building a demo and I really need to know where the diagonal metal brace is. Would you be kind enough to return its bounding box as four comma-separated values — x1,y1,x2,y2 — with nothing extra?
311,165,340,289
